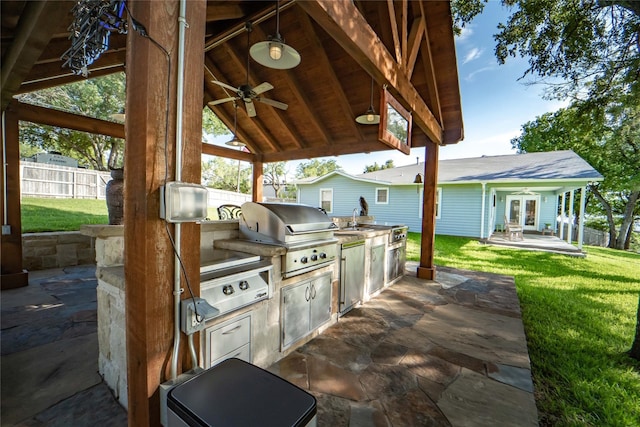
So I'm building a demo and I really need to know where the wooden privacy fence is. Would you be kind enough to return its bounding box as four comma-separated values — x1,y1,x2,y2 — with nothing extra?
20,161,111,199
559,222,610,247
20,162,254,206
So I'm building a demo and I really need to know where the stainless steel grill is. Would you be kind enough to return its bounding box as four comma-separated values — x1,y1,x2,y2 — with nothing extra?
239,202,339,278
199,250,272,318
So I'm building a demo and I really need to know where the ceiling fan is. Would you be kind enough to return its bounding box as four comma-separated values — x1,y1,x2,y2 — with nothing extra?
208,23,288,118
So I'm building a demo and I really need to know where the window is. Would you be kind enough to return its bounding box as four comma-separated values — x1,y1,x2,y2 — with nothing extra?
418,188,442,219
376,188,389,204
320,188,333,213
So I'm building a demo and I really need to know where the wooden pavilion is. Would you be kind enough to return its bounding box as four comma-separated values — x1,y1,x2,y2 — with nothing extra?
1,1,463,424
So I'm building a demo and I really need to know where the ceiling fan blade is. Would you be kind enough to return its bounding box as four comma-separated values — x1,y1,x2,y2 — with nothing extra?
258,97,288,110
211,80,239,93
245,101,256,117
252,82,273,96
208,97,237,106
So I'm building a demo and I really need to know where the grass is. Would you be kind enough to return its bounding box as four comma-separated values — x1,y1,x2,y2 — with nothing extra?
21,197,109,232
21,198,222,232
407,232,640,426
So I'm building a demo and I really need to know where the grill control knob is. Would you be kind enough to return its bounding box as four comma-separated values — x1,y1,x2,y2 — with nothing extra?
310,254,318,261
239,280,249,290
319,253,327,259
300,256,308,264
223,285,235,295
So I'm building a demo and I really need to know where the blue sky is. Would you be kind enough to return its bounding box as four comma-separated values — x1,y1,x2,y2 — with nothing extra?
212,2,567,177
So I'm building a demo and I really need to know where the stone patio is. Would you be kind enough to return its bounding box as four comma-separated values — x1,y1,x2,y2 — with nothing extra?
1,263,538,426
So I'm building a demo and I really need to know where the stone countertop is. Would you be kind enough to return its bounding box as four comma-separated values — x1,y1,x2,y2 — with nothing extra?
80,225,123,237
214,239,287,257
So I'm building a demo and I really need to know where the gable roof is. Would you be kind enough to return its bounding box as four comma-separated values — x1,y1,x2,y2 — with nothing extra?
353,150,603,185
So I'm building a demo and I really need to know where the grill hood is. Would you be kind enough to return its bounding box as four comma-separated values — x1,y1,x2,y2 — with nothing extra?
240,202,337,246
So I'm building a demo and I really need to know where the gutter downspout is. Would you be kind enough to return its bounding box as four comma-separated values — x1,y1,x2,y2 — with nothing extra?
2,111,9,229
480,182,486,239
170,0,189,380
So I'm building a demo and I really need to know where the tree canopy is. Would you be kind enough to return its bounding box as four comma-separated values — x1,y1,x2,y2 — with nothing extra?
295,159,341,179
363,160,395,173
18,73,126,170
452,0,640,101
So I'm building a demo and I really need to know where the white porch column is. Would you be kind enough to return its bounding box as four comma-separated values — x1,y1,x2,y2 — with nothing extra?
567,189,574,244
559,192,566,239
578,186,586,249
480,182,486,239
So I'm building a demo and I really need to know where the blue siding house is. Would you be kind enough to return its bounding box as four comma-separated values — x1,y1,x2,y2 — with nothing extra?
297,150,603,248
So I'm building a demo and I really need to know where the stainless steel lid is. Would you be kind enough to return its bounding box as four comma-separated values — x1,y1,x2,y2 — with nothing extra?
240,202,337,245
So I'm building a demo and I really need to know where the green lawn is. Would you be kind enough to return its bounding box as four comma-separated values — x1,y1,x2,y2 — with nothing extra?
21,197,109,232
21,198,221,232
407,233,640,426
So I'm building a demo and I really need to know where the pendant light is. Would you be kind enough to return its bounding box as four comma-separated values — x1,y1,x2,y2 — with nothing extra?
356,78,380,124
250,0,300,70
225,102,245,147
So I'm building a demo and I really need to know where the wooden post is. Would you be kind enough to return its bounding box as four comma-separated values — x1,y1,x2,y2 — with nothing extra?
253,159,264,202
1,103,28,289
417,140,439,280
124,1,205,425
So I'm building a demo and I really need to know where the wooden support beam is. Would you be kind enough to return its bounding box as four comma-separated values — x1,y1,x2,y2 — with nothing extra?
202,143,254,162
0,104,28,289
296,13,363,144
1,1,72,110
18,65,126,94
262,139,390,163
124,1,205,425
15,101,125,139
417,140,439,280
252,160,264,203
298,0,443,145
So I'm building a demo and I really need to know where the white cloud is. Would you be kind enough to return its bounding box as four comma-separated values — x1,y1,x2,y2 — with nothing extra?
463,47,483,64
464,65,496,82
456,25,474,43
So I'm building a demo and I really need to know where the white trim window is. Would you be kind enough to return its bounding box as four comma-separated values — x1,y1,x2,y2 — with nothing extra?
376,187,389,204
320,188,333,213
419,188,442,219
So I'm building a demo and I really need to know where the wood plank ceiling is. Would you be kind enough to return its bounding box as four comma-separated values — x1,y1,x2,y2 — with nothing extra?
1,0,463,163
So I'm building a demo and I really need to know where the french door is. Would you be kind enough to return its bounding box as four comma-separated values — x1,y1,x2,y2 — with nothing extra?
506,195,539,230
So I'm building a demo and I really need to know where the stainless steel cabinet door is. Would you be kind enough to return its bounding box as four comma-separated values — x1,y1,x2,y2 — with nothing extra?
369,244,385,294
282,281,310,348
340,242,365,315
309,273,331,330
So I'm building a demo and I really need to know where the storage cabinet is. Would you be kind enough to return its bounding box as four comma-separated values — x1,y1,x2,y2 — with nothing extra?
339,240,365,315
368,244,386,294
282,273,332,348
205,314,251,368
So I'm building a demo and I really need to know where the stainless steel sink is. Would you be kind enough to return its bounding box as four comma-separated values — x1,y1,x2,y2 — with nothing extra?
335,226,374,233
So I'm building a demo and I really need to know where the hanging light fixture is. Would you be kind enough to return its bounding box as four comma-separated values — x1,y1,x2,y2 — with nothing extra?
225,103,245,147
250,0,300,70
356,78,380,124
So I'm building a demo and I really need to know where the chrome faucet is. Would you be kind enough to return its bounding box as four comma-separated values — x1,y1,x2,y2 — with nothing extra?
352,208,359,227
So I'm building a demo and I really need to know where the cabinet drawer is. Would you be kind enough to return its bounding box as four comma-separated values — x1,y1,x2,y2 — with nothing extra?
210,343,251,368
208,315,251,362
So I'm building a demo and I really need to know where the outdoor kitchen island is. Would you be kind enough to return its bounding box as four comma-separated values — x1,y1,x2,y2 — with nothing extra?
81,212,406,411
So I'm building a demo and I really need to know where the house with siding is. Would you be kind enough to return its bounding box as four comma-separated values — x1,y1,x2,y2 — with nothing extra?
296,150,603,247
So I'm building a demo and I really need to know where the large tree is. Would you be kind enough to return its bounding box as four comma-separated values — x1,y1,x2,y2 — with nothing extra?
264,162,289,200
512,99,640,250
202,157,251,193
452,0,640,102
18,73,126,170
